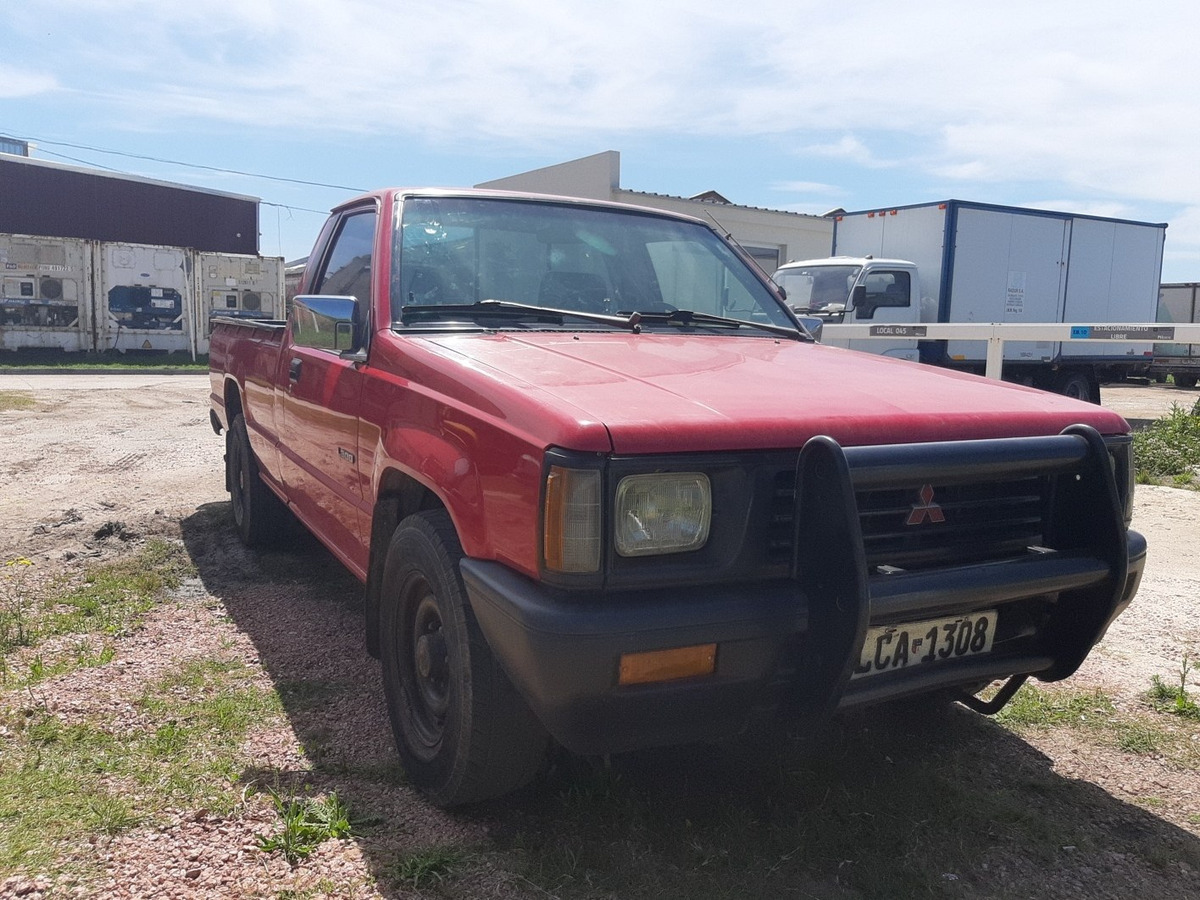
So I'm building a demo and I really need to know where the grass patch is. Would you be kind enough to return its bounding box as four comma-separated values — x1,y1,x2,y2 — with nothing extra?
0,391,36,411
0,349,206,371
995,684,1116,728
0,545,282,880
2,541,193,685
1133,397,1200,486
0,655,281,876
256,789,353,865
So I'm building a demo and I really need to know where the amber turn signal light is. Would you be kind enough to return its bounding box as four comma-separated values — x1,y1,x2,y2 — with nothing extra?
618,644,717,686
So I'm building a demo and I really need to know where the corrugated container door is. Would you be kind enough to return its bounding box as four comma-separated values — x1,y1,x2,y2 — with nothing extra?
195,253,284,354
98,242,195,354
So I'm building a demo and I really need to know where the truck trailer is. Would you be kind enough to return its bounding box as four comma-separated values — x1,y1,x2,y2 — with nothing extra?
1149,283,1200,389
774,200,1166,402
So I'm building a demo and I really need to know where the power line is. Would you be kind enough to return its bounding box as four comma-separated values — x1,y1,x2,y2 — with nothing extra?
2,132,366,193
261,200,330,215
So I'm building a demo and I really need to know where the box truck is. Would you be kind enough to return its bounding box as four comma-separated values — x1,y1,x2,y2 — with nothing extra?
1149,283,1200,389
774,201,1166,402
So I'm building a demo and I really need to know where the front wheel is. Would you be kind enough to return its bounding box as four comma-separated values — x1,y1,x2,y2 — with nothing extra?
379,509,547,806
1174,374,1198,389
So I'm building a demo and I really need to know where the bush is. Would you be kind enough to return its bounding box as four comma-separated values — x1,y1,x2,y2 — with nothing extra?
1133,398,1200,483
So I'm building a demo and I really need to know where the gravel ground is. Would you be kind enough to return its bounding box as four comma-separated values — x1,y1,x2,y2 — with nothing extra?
1,372,1198,898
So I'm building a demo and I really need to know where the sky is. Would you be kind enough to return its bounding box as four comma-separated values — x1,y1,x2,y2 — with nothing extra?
3,0,1199,280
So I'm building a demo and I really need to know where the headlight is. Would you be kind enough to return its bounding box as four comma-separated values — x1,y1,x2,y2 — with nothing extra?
615,473,711,557
543,466,601,574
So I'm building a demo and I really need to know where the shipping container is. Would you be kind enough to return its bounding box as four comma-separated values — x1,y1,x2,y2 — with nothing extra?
196,252,284,354
0,234,95,351
96,242,195,353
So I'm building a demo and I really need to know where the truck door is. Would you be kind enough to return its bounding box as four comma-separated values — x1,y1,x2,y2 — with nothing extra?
847,268,919,360
278,208,376,574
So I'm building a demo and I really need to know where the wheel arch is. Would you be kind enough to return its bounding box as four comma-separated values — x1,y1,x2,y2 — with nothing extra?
364,467,448,658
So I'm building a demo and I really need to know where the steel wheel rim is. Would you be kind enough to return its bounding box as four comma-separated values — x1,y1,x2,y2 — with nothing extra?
230,437,247,525
406,587,450,749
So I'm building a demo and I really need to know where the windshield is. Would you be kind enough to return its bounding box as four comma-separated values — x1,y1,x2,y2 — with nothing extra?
392,196,795,331
774,264,861,310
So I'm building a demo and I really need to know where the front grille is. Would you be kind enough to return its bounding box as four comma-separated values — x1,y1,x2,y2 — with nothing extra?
768,470,1050,572
857,477,1046,570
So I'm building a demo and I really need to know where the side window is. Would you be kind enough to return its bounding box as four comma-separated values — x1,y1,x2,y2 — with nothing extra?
314,210,378,302
856,270,911,320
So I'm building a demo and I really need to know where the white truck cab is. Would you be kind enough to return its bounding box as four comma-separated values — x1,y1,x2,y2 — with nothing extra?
774,256,930,361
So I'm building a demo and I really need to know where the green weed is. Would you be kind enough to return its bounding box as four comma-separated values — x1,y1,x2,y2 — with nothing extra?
1148,654,1200,720
0,558,34,668
388,846,467,889
256,789,353,864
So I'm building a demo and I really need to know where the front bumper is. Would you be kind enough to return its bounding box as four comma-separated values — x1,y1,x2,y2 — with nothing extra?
462,530,1146,756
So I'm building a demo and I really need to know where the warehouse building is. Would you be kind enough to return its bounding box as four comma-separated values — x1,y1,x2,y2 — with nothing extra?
0,153,259,255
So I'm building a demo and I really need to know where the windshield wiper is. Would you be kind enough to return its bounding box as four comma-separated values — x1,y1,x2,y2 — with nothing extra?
398,299,642,332
630,308,806,340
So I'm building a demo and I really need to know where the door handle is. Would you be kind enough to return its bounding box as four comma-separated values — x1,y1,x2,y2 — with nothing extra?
289,357,303,382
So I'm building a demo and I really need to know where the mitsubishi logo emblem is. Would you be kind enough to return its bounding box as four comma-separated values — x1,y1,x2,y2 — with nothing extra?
907,484,946,526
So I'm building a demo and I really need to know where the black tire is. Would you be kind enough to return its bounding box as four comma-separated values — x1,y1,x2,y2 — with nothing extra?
379,509,547,806
1054,370,1096,404
226,412,288,547
1174,374,1198,389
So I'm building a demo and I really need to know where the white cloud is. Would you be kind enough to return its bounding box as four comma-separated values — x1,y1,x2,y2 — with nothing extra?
771,180,841,195
1023,200,1135,220
0,64,56,98
798,136,893,168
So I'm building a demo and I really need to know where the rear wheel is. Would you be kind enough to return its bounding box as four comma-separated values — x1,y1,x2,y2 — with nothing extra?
1174,374,1198,389
226,412,288,547
1054,370,1097,404
379,509,547,806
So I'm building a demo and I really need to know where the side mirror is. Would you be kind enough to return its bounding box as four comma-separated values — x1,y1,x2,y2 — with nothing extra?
850,284,874,320
291,295,365,355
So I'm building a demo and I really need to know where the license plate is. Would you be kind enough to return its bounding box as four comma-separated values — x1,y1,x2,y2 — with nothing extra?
852,610,997,679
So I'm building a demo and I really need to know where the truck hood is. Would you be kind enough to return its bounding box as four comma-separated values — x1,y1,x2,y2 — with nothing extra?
420,332,1131,454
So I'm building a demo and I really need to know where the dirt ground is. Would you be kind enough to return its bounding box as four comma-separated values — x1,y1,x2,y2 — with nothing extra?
1,372,1199,898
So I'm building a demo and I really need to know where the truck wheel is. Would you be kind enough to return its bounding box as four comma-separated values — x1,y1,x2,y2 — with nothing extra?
1054,371,1096,403
1175,374,1198,389
227,413,287,547
379,509,547,806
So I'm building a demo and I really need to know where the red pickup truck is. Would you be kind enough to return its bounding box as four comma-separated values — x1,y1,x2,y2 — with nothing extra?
209,188,1147,806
